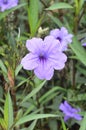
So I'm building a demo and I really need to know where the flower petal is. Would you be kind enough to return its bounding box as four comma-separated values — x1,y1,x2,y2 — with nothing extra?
48,52,67,70
59,101,82,121
21,53,38,70
65,34,73,43
64,115,70,121
34,60,54,80
73,113,82,121
44,36,61,53
49,27,73,51
50,29,60,39
64,101,72,111
26,38,44,53
59,103,66,111
60,27,68,36
0,0,18,12
59,102,74,117
82,43,86,46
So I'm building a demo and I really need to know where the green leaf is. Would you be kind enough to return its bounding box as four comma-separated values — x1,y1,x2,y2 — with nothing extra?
15,109,23,121
28,0,39,36
21,80,46,104
15,114,57,126
20,129,27,130
4,91,13,130
39,86,66,103
47,14,63,28
79,0,84,10
15,64,22,76
23,104,36,116
41,93,58,105
0,3,27,20
69,37,86,66
79,113,86,130
16,77,29,89
0,60,7,74
0,118,7,129
27,120,37,130
68,93,86,102
0,106,4,116
61,118,67,130
49,120,58,130
46,2,73,10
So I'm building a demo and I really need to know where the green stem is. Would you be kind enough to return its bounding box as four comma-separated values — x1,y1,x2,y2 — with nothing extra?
72,2,80,89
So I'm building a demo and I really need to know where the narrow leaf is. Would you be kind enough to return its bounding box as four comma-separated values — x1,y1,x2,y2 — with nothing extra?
47,14,63,28
79,0,84,10
39,86,66,103
15,64,22,76
27,120,37,130
61,118,67,130
69,37,86,66
46,2,73,10
21,80,46,104
28,0,39,36
4,91,13,130
15,114,57,126
0,60,7,74
0,118,7,129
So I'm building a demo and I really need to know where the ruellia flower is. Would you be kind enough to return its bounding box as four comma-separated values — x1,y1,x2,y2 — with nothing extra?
21,36,67,80
50,27,73,51
59,101,82,121
82,43,86,46
0,0,18,12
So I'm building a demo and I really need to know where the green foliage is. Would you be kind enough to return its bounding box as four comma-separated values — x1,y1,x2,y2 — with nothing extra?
28,0,40,36
21,80,46,104
15,64,22,76
61,118,68,130
15,114,57,126
79,113,86,130
27,120,37,130
46,2,73,10
69,37,86,66
4,91,13,130
0,91,13,130
0,0,86,130
47,13,63,28
0,60,7,75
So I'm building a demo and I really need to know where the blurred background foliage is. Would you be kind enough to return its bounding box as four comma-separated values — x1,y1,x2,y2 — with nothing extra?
0,0,86,130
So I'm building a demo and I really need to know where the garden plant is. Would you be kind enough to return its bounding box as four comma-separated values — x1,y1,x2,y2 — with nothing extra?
0,0,86,130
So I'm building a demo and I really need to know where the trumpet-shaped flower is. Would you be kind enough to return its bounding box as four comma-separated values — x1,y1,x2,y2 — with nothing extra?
59,101,82,121
0,0,18,12
50,27,73,51
21,36,67,80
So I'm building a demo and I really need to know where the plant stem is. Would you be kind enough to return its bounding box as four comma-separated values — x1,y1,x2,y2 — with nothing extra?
72,5,79,89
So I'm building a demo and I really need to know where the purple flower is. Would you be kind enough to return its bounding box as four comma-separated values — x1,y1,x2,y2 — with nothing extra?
0,0,18,12
82,43,86,46
21,36,67,80
50,27,73,51
59,101,82,121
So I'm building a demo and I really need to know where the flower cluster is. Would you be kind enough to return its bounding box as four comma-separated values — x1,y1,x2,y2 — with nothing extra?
0,0,18,12
21,27,73,80
59,101,82,121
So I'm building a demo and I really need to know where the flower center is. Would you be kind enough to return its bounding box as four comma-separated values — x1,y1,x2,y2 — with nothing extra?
3,0,8,4
39,53,47,61
57,37,61,42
